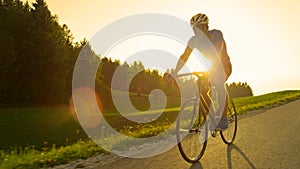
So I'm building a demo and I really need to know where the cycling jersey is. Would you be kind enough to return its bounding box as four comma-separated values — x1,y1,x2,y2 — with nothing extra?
188,29,232,80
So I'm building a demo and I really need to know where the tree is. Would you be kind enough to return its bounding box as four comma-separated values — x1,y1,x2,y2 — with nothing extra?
0,0,80,105
226,82,253,98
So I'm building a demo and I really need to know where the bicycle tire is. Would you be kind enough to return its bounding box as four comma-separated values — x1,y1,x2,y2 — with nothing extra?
220,98,237,144
176,98,208,163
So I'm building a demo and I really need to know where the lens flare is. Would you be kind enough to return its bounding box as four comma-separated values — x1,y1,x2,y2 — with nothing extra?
70,87,104,129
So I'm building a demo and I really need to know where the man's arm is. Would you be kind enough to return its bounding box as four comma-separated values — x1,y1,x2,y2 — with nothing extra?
174,46,192,74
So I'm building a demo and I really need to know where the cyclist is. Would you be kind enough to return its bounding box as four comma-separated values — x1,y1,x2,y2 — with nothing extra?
172,13,232,130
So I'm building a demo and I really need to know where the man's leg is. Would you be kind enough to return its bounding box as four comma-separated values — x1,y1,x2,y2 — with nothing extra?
215,84,229,130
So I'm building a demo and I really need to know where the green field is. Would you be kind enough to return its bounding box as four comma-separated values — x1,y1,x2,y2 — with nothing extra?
0,90,300,168
0,107,87,150
233,90,300,114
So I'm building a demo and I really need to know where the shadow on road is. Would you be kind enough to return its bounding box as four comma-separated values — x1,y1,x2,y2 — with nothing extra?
189,162,203,169
227,144,256,169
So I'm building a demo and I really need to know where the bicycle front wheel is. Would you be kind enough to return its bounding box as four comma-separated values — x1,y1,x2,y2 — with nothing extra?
220,98,237,144
176,99,208,163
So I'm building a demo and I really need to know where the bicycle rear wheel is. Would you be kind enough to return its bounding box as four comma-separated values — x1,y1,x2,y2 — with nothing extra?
220,98,237,144
176,98,208,163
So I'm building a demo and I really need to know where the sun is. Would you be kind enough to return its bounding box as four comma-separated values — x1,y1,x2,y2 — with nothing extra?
183,51,212,73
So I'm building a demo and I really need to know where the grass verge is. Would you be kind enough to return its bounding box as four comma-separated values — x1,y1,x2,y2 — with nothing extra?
0,140,106,169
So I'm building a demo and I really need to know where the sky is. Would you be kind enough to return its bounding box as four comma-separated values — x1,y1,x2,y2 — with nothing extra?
26,0,300,95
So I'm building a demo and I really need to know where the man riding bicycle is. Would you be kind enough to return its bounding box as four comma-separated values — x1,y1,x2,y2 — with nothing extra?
170,13,232,131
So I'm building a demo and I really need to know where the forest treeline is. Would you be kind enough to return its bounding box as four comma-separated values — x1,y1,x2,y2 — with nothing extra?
0,0,80,105
0,0,252,106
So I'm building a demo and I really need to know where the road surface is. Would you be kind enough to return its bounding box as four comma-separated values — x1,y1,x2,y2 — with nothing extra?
52,100,300,169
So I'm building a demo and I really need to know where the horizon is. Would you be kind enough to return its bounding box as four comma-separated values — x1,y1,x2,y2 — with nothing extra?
23,0,300,95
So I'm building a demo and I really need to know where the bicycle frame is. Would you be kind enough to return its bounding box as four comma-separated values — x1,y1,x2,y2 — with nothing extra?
177,72,219,133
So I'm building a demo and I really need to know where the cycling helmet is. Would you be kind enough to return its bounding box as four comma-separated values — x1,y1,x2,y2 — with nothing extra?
190,13,209,26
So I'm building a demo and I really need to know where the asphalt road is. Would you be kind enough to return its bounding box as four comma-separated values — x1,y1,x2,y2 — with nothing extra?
95,100,300,169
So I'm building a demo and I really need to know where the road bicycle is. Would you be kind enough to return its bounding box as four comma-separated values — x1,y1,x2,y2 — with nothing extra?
175,72,237,163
